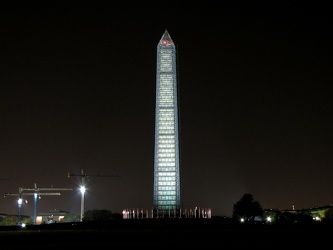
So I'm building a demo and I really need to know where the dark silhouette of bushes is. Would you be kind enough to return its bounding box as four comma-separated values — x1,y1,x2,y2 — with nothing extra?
82,209,122,222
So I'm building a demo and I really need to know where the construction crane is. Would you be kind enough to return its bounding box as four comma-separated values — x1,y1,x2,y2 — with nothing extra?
68,169,120,221
4,183,73,225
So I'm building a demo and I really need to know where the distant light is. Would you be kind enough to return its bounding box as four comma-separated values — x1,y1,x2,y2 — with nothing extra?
266,216,272,222
21,223,26,228
240,218,245,223
17,198,22,205
80,186,86,194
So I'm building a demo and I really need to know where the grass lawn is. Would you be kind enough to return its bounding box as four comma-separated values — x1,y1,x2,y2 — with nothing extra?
1,218,332,248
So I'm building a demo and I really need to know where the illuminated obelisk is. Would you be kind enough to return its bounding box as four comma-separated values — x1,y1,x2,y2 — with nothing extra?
153,30,181,217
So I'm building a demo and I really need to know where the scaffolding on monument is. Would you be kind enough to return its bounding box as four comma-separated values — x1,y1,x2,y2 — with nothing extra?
122,207,211,219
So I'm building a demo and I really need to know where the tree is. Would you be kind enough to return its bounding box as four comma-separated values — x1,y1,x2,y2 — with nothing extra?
232,193,264,222
0,216,18,226
61,213,80,223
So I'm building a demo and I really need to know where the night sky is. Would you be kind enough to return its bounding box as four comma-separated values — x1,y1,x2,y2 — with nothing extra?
0,1,332,218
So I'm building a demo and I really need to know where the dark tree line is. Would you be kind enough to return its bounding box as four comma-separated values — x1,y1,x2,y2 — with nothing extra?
232,193,264,222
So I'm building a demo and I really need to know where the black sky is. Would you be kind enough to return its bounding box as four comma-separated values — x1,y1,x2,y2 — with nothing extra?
0,1,332,217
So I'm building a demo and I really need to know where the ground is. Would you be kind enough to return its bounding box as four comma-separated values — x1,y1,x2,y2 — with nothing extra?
0,218,332,248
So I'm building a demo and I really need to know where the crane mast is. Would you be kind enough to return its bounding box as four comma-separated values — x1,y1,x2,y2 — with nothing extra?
68,169,120,221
